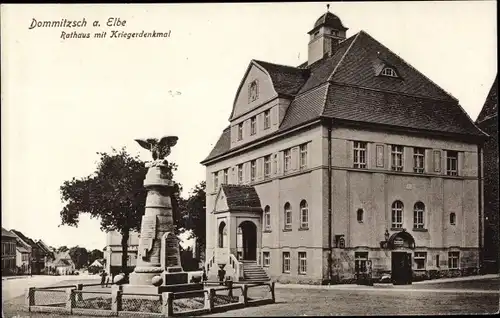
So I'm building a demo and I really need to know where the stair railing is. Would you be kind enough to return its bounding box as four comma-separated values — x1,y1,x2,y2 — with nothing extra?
229,253,244,280
205,251,215,273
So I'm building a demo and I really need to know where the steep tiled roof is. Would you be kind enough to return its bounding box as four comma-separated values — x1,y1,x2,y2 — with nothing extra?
11,230,38,249
205,126,231,161
323,84,483,136
16,245,29,253
476,75,498,124
202,30,486,164
254,60,309,96
2,227,16,238
330,31,456,101
221,184,262,210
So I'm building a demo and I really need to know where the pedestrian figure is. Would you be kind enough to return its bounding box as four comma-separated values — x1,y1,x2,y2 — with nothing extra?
217,266,226,286
202,268,208,284
100,270,107,288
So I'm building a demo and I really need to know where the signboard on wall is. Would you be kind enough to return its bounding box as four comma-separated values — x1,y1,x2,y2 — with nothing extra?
394,237,404,247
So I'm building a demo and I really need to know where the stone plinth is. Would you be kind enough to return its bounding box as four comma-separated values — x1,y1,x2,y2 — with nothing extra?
128,162,188,288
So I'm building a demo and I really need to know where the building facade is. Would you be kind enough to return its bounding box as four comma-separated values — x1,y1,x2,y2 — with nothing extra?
2,228,17,275
202,10,487,284
104,230,140,276
476,75,499,274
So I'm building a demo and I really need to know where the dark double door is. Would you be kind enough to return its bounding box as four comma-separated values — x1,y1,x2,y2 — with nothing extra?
391,252,412,285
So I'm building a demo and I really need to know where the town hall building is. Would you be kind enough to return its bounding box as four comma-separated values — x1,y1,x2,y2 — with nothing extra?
201,9,487,284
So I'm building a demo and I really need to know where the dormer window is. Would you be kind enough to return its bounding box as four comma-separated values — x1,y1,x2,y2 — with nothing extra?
314,31,319,38
381,67,398,78
331,30,338,36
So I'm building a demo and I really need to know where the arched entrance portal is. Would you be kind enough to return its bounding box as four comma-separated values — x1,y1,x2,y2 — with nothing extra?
238,221,257,261
388,230,416,285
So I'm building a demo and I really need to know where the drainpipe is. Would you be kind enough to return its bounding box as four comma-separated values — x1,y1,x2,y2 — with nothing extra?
477,144,484,273
327,122,333,283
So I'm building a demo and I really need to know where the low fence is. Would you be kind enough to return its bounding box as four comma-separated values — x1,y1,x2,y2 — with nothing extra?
25,281,275,317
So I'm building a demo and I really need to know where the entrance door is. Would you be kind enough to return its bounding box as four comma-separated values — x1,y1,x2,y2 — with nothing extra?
239,221,257,261
391,252,412,285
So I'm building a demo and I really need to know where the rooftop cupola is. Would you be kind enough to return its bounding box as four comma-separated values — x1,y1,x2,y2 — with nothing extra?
307,5,348,66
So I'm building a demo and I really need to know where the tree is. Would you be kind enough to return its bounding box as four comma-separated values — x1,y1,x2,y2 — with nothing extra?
69,246,89,269
178,181,206,255
88,249,104,265
59,147,182,275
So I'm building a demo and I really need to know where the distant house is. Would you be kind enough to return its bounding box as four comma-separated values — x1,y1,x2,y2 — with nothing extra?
48,251,75,275
10,230,48,274
104,230,139,276
2,228,17,275
16,243,31,275
90,259,104,268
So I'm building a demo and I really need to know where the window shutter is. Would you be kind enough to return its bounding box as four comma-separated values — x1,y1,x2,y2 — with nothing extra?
276,152,281,175
257,113,263,133
387,145,392,170
424,149,432,173
231,125,236,144
433,150,441,173
245,162,251,183
257,158,263,180
271,106,278,126
292,147,299,171
346,141,353,167
458,151,464,176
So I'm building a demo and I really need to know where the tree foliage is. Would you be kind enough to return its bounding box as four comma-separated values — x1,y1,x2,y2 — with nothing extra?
88,249,104,265
178,181,206,253
59,147,182,274
69,246,89,269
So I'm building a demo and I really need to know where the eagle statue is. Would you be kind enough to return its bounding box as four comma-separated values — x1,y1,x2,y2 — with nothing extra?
134,136,179,161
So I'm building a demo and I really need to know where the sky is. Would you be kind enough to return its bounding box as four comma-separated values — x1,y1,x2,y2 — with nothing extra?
1,2,497,251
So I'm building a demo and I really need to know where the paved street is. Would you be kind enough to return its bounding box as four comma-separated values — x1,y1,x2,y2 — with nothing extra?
205,277,500,316
2,276,498,317
1,274,99,302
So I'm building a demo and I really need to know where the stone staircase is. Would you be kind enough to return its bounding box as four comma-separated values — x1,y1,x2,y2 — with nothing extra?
241,261,270,282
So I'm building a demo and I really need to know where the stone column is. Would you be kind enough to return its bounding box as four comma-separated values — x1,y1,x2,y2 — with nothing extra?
129,162,176,286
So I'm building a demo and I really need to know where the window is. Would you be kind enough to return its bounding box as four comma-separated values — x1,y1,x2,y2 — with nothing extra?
391,201,404,228
413,148,425,173
436,255,440,268
381,67,398,77
238,164,243,183
450,212,456,225
354,252,368,273
284,202,292,230
238,123,243,141
353,141,367,168
298,252,307,274
263,252,270,267
284,149,291,173
313,31,319,38
264,205,271,230
391,145,404,171
282,252,290,273
448,251,459,269
223,169,228,184
357,209,364,223
264,110,270,129
250,116,256,135
414,252,427,270
331,30,338,36
300,200,309,229
213,172,219,191
264,155,271,178
250,160,256,182
446,151,458,176
413,202,425,229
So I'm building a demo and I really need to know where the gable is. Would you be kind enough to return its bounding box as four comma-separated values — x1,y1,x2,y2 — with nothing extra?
230,62,278,121
214,187,229,213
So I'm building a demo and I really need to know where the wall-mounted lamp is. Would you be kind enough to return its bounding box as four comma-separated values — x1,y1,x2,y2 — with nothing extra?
380,229,390,249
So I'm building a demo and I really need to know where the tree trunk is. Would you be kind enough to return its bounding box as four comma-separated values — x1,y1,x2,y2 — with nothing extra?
121,229,130,276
